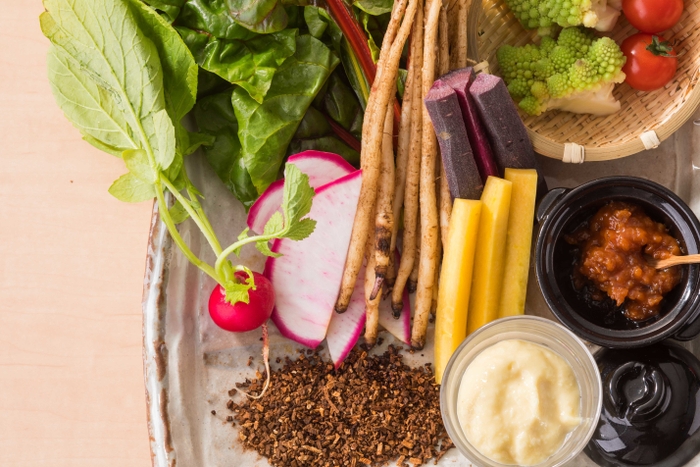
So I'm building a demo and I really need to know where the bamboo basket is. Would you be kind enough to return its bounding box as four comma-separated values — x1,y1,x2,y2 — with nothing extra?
461,0,700,161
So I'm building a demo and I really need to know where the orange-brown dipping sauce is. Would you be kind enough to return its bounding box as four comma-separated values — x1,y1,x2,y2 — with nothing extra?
566,202,682,321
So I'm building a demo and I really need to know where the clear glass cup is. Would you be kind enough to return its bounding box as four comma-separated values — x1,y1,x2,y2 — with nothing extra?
440,316,602,467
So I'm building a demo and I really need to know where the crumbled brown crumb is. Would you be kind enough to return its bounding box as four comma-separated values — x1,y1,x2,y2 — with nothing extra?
230,346,452,466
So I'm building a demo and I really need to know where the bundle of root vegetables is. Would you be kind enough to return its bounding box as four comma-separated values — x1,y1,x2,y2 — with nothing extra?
334,0,543,352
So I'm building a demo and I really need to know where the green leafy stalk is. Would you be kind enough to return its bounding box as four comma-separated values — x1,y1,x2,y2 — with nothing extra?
42,0,315,305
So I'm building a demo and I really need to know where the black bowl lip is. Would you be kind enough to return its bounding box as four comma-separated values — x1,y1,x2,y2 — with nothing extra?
536,175,700,348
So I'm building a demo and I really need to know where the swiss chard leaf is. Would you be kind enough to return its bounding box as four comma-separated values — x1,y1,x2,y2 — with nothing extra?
232,34,340,193
178,0,258,39
353,0,393,16
178,26,297,103
193,90,259,208
288,107,360,165
142,0,186,22
227,0,289,34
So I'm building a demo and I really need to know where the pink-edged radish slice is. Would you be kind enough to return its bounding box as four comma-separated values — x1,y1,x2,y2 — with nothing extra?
247,151,355,234
326,266,366,368
265,170,362,348
378,287,411,345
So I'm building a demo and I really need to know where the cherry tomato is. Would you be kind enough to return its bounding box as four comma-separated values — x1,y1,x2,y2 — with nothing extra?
622,0,683,33
621,33,678,91
208,271,275,332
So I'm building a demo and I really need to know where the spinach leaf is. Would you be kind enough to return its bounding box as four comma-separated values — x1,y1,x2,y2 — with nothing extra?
288,106,360,165
177,26,297,103
227,0,290,34
178,0,257,39
232,34,339,193
353,0,393,16
194,90,259,208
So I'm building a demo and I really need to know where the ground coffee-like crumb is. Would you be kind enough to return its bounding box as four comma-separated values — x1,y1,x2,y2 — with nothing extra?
229,345,453,466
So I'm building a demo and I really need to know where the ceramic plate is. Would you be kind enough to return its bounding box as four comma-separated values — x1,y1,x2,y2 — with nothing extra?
142,110,700,467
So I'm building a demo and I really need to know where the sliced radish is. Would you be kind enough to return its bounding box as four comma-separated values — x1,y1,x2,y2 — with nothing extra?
265,170,362,348
378,287,411,345
326,266,366,368
247,151,355,234
378,251,411,345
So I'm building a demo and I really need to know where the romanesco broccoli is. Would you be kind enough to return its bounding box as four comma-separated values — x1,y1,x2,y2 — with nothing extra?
504,0,622,35
497,27,626,116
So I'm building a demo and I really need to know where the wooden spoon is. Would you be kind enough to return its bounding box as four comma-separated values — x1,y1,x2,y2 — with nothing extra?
647,254,700,269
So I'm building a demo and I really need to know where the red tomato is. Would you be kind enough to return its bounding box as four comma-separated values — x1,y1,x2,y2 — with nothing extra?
208,271,275,332
622,0,683,33
621,34,678,91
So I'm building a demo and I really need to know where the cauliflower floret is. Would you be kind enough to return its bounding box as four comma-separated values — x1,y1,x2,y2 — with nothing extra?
496,27,626,116
504,0,621,34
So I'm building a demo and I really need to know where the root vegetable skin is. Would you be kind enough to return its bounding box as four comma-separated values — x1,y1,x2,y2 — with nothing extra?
391,0,424,312
372,103,397,295
247,151,354,234
266,171,363,348
440,68,499,181
469,74,544,196
335,0,418,314
424,81,483,200
412,0,442,350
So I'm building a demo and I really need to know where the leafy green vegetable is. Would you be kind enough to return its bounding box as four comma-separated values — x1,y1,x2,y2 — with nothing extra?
359,10,390,62
227,0,290,34
42,0,317,307
215,162,317,297
178,26,297,103
289,107,360,164
142,0,186,22
193,90,259,208
178,0,257,39
233,34,340,193
353,0,393,16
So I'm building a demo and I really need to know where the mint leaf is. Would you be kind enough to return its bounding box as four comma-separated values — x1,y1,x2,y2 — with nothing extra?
123,149,157,184
263,211,284,236
237,228,250,242
256,240,282,258
285,218,317,241
109,173,156,203
281,163,314,226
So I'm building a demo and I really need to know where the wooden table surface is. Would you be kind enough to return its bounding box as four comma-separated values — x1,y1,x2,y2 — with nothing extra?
1,2,154,465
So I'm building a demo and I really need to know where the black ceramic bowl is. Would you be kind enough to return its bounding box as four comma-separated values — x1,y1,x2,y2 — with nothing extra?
535,176,700,348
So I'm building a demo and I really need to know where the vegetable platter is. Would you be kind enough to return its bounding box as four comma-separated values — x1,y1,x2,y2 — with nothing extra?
142,113,700,466
463,0,700,160
38,0,700,465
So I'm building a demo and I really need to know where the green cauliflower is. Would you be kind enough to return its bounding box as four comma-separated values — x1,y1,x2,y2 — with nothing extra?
504,0,622,35
497,28,626,116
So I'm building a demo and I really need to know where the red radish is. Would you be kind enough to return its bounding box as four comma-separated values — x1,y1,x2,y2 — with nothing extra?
247,151,355,234
265,170,363,348
208,271,275,332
